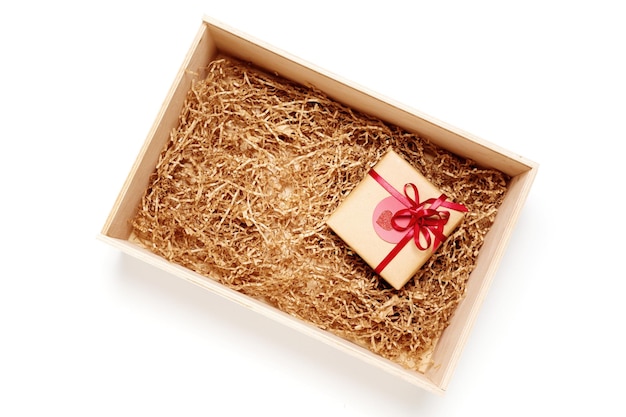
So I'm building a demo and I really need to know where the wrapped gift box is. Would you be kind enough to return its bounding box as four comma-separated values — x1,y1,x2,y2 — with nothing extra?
99,16,537,395
327,150,467,290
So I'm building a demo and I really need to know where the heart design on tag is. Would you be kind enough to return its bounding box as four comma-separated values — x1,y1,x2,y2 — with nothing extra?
375,210,394,231
372,196,407,244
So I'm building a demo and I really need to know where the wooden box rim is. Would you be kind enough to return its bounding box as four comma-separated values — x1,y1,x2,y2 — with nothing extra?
100,16,538,395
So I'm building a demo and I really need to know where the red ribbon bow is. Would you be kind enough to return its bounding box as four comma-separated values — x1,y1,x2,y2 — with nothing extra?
369,169,468,274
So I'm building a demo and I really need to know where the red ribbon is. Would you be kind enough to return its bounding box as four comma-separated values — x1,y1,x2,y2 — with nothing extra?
369,168,468,274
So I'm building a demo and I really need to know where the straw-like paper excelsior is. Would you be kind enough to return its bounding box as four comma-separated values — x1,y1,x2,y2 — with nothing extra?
131,57,509,372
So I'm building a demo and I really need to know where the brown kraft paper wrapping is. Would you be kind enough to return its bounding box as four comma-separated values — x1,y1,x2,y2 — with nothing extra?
327,150,467,290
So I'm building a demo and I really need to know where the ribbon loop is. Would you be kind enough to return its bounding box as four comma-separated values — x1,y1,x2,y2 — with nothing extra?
389,186,453,251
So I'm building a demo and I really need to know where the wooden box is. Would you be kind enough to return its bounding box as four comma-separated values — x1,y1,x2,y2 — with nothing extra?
100,16,537,395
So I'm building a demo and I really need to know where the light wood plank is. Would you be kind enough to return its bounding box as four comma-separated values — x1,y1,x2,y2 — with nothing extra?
203,16,535,177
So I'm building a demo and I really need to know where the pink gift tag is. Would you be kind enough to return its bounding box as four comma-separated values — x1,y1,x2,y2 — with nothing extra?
372,196,410,244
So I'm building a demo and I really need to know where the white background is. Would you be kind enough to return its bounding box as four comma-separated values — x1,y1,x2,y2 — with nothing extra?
1,1,624,415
